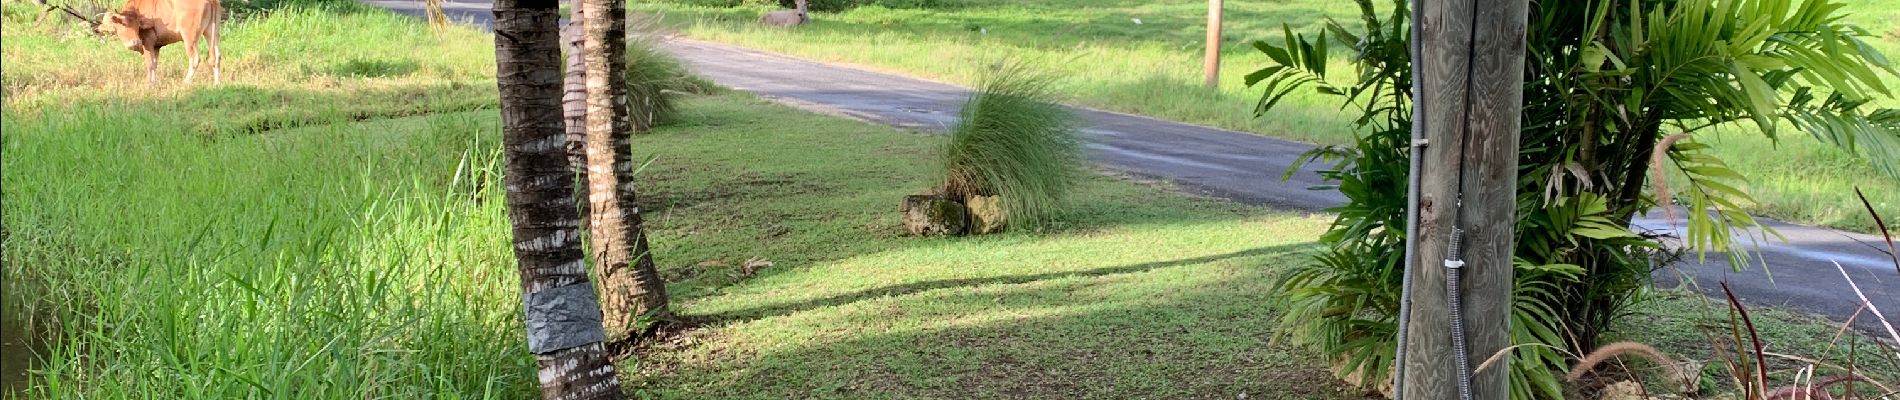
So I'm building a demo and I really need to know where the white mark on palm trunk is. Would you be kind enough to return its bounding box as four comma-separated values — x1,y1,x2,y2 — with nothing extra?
506,175,571,193
550,258,586,275
517,229,579,252
513,135,566,153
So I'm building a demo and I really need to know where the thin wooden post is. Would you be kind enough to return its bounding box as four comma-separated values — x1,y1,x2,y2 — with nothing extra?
1203,0,1222,89
1398,0,1526,397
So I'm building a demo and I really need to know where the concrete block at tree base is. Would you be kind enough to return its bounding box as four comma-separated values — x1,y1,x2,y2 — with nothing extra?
965,195,1006,234
902,194,966,236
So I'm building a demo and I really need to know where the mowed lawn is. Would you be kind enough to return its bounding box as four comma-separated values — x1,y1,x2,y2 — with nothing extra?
632,0,1900,234
3,2,1896,399
599,96,1352,399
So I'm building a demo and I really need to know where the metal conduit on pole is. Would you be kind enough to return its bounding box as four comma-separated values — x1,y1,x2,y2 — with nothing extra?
1397,0,1527,398
1390,0,1426,396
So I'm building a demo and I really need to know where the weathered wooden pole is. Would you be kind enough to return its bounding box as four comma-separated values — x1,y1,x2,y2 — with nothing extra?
1398,0,1526,397
1203,0,1222,88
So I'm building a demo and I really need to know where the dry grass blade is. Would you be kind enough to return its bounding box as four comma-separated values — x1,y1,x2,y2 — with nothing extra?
1760,351,1899,393
1832,261,1900,361
1564,341,1701,394
1651,133,1692,222
1474,343,1569,375
1830,305,1867,350
1762,375,1880,400
1566,342,1676,382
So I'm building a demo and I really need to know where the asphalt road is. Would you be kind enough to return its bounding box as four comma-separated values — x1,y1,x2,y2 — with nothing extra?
366,0,1899,335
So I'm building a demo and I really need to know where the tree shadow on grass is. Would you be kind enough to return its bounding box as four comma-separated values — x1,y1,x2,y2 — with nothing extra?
699,243,1308,324
628,246,1357,399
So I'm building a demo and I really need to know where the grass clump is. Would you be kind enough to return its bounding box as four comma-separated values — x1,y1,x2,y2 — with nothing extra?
627,30,716,130
939,62,1081,228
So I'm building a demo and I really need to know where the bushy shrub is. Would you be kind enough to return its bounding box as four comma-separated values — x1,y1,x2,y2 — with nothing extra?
939,62,1081,228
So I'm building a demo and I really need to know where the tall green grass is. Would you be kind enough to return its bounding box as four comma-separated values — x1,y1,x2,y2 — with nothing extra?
3,107,536,398
940,63,1081,228
2,4,536,398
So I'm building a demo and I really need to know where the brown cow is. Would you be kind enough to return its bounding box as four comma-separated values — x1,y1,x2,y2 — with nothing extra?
96,0,223,85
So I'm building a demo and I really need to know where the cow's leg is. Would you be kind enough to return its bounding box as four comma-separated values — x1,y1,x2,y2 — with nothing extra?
144,49,159,86
208,23,221,83
183,38,200,83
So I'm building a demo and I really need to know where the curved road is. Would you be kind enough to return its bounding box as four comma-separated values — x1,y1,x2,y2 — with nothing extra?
367,0,1898,335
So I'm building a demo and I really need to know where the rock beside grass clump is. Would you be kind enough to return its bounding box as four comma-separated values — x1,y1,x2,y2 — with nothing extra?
901,194,966,236
899,194,1006,236
964,194,1005,234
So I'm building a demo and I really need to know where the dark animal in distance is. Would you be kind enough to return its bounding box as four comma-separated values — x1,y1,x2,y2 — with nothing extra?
759,0,808,27
96,0,224,85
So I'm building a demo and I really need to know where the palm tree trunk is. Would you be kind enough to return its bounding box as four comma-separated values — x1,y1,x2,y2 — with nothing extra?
563,2,588,180
562,0,591,234
582,0,669,339
492,0,625,397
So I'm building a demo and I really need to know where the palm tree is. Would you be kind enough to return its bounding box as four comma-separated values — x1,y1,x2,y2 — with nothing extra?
491,0,625,397
581,0,670,339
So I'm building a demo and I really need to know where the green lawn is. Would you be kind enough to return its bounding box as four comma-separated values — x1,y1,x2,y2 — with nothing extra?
2,2,1896,399
631,0,1900,234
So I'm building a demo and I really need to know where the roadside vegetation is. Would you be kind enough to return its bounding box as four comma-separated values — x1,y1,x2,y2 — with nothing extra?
3,1,1896,399
631,0,1900,234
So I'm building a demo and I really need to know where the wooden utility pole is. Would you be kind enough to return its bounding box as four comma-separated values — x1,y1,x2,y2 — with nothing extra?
1203,0,1223,88
1398,0,1526,397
